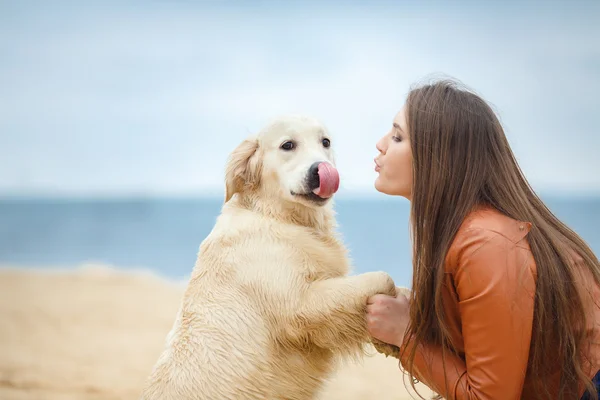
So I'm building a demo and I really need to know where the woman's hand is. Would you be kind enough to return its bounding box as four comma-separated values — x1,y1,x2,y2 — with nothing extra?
366,292,410,348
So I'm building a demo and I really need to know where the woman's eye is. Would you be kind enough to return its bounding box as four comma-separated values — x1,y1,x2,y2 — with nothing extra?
392,135,402,142
281,141,295,151
322,138,331,148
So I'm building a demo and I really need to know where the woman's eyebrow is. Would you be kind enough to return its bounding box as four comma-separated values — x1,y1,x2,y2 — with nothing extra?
393,123,403,132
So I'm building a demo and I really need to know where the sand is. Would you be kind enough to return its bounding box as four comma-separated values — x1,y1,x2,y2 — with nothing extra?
0,265,436,400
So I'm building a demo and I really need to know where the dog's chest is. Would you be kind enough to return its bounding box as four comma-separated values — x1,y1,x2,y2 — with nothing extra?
293,231,350,282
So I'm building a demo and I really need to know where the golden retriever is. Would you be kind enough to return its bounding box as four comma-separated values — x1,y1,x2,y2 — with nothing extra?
139,115,397,400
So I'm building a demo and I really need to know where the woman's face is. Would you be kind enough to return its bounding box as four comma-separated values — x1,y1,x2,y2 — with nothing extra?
374,105,413,200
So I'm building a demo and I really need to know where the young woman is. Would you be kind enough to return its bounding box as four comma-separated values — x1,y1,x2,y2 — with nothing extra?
365,79,600,399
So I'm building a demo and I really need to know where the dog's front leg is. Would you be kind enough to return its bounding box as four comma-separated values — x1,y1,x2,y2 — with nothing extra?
290,271,396,353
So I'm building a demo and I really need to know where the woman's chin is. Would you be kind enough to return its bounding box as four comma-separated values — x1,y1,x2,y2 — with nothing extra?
374,179,411,200
374,177,386,193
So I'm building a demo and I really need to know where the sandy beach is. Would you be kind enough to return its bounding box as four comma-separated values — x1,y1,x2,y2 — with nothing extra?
0,265,436,400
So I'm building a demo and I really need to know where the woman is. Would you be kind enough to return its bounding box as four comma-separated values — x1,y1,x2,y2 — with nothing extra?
365,79,600,399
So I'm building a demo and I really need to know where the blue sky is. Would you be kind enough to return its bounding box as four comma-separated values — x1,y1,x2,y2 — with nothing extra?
1,0,599,197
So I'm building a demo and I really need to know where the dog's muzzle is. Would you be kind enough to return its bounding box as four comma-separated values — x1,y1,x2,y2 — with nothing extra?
306,162,339,199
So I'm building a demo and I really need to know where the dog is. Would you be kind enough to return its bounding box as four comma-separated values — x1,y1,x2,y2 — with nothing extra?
139,115,398,400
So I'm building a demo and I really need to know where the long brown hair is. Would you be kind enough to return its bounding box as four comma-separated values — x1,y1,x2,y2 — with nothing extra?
400,78,600,399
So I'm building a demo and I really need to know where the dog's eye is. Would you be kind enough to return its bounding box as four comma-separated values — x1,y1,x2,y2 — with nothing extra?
322,138,331,148
280,141,295,151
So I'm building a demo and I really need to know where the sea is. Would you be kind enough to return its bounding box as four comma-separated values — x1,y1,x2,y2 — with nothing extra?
0,196,598,287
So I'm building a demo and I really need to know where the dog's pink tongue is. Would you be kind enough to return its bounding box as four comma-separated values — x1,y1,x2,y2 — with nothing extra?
312,162,340,198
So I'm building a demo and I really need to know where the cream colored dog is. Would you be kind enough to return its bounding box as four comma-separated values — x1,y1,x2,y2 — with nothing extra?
139,115,398,400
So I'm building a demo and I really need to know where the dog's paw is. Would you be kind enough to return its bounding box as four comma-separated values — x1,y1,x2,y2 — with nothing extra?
367,271,397,297
371,338,400,359
395,286,411,299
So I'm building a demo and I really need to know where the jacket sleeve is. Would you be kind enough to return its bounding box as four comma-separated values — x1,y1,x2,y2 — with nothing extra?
400,227,536,400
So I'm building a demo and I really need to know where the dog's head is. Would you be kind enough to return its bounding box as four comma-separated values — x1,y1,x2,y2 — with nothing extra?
224,115,339,207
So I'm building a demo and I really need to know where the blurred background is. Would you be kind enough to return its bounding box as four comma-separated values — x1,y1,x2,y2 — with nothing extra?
1,1,599,399
1,0,599,288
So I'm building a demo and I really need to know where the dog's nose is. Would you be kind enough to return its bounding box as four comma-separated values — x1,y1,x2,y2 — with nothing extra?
307,162,321,190
309,162,320,178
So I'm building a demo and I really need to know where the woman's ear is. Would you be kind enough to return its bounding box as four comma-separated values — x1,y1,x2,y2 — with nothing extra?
224,138,261,203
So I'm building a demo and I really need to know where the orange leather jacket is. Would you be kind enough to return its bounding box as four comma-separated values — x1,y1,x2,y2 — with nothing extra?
400,205,600,399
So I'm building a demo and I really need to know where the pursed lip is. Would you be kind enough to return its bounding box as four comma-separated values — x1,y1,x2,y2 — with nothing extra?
374,158,381,172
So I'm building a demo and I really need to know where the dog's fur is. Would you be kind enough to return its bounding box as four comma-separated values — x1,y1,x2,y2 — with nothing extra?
139,116,398,400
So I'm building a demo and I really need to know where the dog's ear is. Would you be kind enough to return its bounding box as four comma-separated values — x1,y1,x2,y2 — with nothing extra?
224,138,261,203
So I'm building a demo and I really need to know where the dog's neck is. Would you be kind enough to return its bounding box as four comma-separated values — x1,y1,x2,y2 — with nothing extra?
228,191,337,233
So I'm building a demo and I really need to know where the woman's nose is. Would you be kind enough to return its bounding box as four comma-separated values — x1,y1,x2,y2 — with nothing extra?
376,136,385,153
